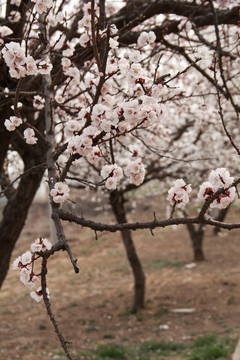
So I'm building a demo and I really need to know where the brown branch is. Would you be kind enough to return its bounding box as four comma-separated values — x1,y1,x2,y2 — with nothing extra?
109,1,240,30
59,207,240,232
14,78,23,118
170,201,177,218
59,153,81,182
40,14,79,274
91,0,101,71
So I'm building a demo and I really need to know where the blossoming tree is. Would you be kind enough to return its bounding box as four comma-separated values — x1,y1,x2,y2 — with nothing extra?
0,0,240,357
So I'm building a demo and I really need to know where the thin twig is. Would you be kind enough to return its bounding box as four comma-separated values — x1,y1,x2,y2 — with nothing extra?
213,59,240,156
41,257,75,360
170,201,177,218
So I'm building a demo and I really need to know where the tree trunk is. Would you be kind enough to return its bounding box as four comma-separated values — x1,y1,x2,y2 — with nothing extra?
110,190,145,312
193,233,205,261
0,158,45,288
186,222,205,262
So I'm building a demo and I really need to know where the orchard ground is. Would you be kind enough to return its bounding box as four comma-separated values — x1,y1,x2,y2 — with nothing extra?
1,192,240,360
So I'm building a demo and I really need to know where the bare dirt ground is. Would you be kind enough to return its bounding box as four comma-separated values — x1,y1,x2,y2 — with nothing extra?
1,196,240,360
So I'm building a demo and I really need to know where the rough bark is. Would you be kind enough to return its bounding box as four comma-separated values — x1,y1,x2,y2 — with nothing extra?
110,190,145,312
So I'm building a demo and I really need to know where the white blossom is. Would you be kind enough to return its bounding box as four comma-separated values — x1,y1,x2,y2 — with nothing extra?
61,57,71,71
55,94,64,104
42,238,52,250
137,31,156,47
56,12,65,23
21,251,32,266
208,168,234,189
25,275,39,291
101,164,123,189
50,182,70,203
105,177,117,190
137,31,149,47
62,46,74,58
20,267,31,286
24,128,38,145
125,159,146,186
210,187,236,209
12,256,22,270
10,0,21,6
79,33,90,48
0,26,13,38
8,11,21,23
109,38,119,49
33,95,45,110
167,179,192,209
31,237,52,252
4,116,22,131
38,61,53,75
31,242,43,253
30,287,50,302
64,66,80,85
198,181,215,202
65,120,81,137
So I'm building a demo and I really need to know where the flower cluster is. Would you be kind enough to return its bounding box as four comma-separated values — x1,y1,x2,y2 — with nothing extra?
125,159,146,186
67,134,93,156
167,179,192,209
4,116,22,131
100,164,123,190
13,237,52,302
50,182,70,203
23,128,38,145
67,124,102,165
2,42,37,79
2,41,52,79
198,168,235,209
